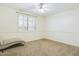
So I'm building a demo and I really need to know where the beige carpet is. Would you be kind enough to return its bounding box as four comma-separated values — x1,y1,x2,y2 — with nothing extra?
0,39,79,56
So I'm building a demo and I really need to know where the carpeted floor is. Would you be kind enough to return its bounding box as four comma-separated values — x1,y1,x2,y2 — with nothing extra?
0,39,79,56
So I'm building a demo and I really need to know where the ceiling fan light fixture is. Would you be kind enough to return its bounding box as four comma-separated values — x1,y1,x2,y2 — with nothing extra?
38,3,45,13
39,8,45,13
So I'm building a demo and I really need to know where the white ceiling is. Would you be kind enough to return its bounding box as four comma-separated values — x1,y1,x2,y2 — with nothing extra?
1,3,79,16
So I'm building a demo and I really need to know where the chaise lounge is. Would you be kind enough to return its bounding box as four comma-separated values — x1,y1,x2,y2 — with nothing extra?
0,38,25,52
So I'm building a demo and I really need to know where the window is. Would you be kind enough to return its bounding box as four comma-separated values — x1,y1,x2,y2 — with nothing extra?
18,13,36,31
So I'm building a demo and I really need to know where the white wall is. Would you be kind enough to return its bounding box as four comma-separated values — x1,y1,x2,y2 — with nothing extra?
46,8,79,47
0,5,45,42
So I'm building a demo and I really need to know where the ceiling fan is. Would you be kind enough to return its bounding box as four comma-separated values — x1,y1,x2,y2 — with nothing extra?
39,3,44,9
38,3,46,13
24,3,48,13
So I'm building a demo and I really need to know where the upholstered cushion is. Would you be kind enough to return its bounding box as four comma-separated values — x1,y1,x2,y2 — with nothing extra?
2,38,24,45
0,38,25,50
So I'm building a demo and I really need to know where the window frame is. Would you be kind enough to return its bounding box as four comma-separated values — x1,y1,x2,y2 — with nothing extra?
17,13,36,32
